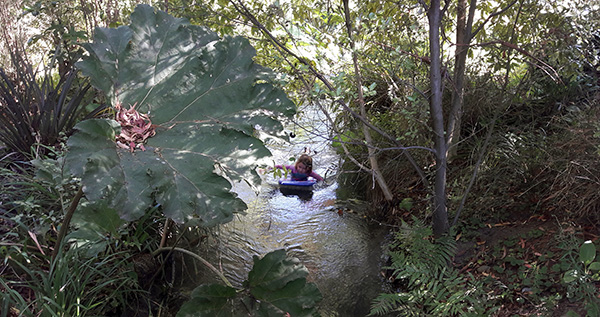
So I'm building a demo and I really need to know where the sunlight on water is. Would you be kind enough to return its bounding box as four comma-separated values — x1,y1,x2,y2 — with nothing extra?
193,104,389,315
198,179,388,315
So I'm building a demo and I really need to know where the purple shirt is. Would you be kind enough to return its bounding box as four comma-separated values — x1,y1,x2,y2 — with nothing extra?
275,165,323,181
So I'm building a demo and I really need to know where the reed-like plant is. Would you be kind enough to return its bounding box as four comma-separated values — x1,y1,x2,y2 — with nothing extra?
0,45,104,160
1,245,143,317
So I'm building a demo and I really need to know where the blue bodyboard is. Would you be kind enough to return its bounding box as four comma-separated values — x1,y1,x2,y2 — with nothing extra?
278,179,316,188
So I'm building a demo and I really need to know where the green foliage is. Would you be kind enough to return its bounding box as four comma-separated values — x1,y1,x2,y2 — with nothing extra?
162,0,240,37
21,0,136,62
1,154,170,315
5,0,600,315
177,249,322,317
397,198,413,211
67,199,143,256
21,0,91,76
68,4,295,226
562,240,600,315
370,219,496,316
0,55,101,159
0,156,79,244
270,164,291,180
1,245,142,316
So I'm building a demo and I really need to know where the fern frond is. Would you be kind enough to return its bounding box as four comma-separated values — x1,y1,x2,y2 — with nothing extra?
371,218,498,316
369,293,403,316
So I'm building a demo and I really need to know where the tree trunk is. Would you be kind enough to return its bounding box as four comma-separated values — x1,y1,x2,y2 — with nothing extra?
343,0,394,201
446,0,477,160
428,0,450,237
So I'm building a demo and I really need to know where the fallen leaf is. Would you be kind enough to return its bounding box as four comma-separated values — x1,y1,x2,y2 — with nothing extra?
28,231,45,255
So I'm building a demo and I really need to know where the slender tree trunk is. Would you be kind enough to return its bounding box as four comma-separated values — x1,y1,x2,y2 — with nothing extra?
447,0,477,160
343,0,394,201
428,0,449,237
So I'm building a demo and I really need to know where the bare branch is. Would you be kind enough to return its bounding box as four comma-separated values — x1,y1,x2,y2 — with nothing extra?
471,0,519,38
342,0,393,200
417,0,430,12
230,0,431,189
476,40,563,84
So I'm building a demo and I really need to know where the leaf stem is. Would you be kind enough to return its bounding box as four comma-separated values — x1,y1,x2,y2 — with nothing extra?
152,247,234,288
52,186,84,261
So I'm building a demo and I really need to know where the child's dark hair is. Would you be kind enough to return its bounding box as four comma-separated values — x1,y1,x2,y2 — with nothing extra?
295,154,313,174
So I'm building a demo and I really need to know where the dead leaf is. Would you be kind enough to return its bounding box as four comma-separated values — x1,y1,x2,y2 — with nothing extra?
114,102,156,152
28,231,45,255
519,238,526,249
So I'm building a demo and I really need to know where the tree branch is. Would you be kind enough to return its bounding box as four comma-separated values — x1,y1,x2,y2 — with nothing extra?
475,40,563,83
153,247,233,288
342,0,393,200
230,0,431,190
471,0,519,38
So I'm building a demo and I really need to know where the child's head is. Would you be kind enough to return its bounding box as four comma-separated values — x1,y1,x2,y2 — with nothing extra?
295,154,313,174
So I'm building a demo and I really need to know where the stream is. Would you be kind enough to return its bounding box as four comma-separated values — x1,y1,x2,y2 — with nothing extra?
193,107,391,316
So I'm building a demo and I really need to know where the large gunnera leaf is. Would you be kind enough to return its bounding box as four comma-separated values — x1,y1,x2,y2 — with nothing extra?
177,250,322,317
69,5,294,225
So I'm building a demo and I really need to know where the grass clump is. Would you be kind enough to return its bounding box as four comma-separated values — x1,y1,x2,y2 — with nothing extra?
1,246,143,316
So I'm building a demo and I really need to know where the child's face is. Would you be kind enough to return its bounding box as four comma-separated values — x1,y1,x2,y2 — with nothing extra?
296,162,308,174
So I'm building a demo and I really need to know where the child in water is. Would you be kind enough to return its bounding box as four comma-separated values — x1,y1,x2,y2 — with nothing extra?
275,154,323,182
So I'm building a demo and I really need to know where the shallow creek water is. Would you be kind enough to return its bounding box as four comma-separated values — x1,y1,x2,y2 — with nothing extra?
193,109,390,315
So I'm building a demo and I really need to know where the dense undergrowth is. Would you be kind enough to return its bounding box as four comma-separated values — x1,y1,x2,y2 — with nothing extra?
0,161,180,315
334,54,600,317
2,0,600,315
370,217,600,316
1,6,322,316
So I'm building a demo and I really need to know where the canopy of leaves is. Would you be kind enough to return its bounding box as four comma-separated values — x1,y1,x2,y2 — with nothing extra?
67,4,295,226
177,249,322,316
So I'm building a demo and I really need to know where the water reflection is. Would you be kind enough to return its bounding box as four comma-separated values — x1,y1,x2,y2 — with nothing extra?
191,104,389,315
191,179,389,316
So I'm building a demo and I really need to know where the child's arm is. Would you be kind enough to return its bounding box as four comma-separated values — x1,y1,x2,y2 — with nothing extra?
309,171,324,182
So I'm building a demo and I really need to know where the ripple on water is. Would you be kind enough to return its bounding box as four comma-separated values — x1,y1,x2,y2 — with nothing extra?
191,180,388,316
192,107,389,315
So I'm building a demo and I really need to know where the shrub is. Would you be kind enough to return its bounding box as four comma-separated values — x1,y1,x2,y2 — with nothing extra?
0,45,104,160
370,218,498,316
